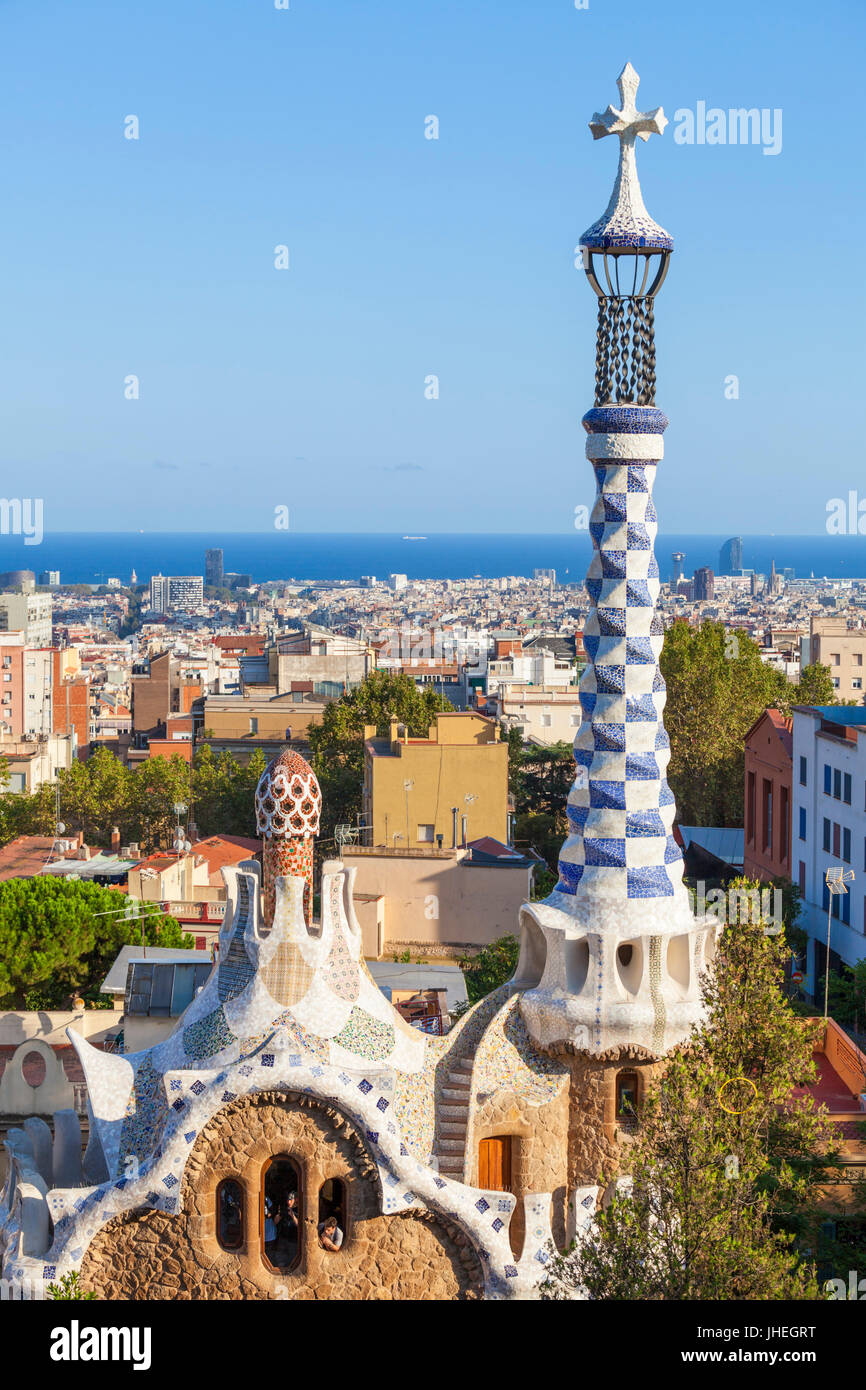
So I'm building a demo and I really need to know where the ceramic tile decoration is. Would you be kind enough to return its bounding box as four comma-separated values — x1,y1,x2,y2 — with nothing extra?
517,64,719,1058
0,68,717,1303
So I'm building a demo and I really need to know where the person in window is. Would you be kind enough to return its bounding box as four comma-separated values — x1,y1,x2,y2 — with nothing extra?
264,1196,278,1253
281,1189,300,1240
318,1214,343,1252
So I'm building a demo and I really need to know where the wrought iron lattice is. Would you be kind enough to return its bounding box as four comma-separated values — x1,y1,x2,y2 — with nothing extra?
593,295,658,407
583,248,669,407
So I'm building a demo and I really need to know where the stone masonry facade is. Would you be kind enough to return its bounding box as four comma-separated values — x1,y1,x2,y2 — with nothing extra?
80,1092,483,1300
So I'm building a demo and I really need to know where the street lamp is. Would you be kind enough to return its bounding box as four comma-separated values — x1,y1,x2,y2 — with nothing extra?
403,780,414,847
823,866,855,1019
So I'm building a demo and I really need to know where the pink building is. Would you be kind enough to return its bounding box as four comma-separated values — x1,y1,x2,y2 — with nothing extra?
744,708,793,882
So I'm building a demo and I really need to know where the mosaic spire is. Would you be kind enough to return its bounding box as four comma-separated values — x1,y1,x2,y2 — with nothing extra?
580,62,672,252
516,65,716,1056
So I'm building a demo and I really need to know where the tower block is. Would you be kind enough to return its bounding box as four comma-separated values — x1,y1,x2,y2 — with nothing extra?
517,66,717,1069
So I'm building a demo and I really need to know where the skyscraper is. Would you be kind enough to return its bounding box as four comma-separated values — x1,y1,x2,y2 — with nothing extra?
205,548,224,589
671,551,685,585
694,566,715,601
718,536,743,575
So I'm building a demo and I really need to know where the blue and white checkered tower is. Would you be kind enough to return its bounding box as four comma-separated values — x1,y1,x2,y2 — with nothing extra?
517,65,717,1056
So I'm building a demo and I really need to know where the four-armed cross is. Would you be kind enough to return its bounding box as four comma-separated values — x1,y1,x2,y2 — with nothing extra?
589,61,667,147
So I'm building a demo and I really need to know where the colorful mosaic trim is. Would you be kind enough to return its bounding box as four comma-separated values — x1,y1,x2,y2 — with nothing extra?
117,1056,169,1178
218,876,256,1003
332,1006,395,1062
183,1005,237,1062
473,995,568,1107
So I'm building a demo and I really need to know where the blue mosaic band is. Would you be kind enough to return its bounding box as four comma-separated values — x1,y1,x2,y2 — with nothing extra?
557,406,683,903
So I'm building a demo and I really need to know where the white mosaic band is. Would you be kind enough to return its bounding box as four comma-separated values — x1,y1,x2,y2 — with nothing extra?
585,433,664,460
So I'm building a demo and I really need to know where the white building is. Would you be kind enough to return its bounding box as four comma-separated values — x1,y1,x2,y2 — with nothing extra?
150,574,205,614
0,591,52,646
485,647,575,697
490,686,582,745
791,704,866,990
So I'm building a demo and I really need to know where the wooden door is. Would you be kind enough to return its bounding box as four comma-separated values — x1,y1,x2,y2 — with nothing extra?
478,1136,512,1191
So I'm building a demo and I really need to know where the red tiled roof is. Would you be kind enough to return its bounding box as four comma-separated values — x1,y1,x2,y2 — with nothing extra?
765,707,794,759
0,836,73,881
744,706,794,761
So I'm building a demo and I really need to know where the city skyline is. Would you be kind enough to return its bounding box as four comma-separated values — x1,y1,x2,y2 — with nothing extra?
0,0,862,536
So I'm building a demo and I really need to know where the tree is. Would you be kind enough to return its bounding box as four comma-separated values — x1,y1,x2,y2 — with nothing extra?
458,934,520,1006
541,903,835,1300
128,755,192,850
519,742,574,820
308,671,454,842
501,723,525,805
820,959,866,1038
778,662,837,717
0,878,191,1008
660,620,836,826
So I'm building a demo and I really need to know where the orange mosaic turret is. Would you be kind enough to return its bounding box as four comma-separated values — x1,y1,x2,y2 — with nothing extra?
254,749,322,927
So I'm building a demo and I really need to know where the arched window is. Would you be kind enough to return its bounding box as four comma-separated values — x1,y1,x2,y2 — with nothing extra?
318,1178,346,1253
216,1179,244,1251
616,1070,639,1127
262,1156,302,1272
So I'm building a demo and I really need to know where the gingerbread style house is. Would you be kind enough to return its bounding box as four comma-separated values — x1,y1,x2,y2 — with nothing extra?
0,65,718,1302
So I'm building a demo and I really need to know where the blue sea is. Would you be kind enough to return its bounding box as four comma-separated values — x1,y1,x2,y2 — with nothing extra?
2,533,866,587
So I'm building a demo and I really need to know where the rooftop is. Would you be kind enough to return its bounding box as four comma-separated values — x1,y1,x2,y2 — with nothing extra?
101,945,213,995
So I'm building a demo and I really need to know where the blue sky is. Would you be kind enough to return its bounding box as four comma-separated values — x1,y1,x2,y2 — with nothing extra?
0,0,862,535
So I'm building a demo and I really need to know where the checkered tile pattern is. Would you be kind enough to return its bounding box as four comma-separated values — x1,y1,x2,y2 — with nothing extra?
558,421,683,902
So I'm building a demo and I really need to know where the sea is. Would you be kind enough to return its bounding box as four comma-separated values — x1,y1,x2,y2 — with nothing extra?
2,533,866,587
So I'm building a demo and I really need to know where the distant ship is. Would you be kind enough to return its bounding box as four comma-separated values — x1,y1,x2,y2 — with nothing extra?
402,535,427,541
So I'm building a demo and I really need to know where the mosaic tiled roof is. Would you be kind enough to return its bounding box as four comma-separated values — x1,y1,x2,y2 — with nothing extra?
255,749,321,839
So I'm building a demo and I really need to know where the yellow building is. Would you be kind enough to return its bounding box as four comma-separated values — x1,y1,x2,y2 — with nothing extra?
362,711,508,849
195,692,328,762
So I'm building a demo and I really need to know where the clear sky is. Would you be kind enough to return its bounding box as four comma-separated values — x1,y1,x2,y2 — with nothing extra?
0,0,862,535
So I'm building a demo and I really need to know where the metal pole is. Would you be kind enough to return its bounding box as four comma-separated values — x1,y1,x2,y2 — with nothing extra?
824,896,832,1021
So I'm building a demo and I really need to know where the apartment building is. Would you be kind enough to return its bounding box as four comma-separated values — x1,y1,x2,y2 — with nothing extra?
341,841,536,956
806,617,866,702
0,591,52,646
362,710,508,849
52,649,91,752
744,708,793,882
488,686,582,746
485,645,576,698
0,732,76,792
149,574,205,614
257,625,376,696
193,691,328,762
131,650,206,748
791,704,866,992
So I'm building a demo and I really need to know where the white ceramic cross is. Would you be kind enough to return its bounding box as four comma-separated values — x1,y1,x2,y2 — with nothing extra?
589,62,667,147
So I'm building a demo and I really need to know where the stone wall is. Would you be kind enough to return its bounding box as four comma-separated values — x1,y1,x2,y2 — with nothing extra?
80,1090,482,1300
469,1086,570,1255
566,1053,666,1187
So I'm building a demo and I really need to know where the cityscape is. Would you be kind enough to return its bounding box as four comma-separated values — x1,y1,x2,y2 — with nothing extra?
0,0,864,1354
